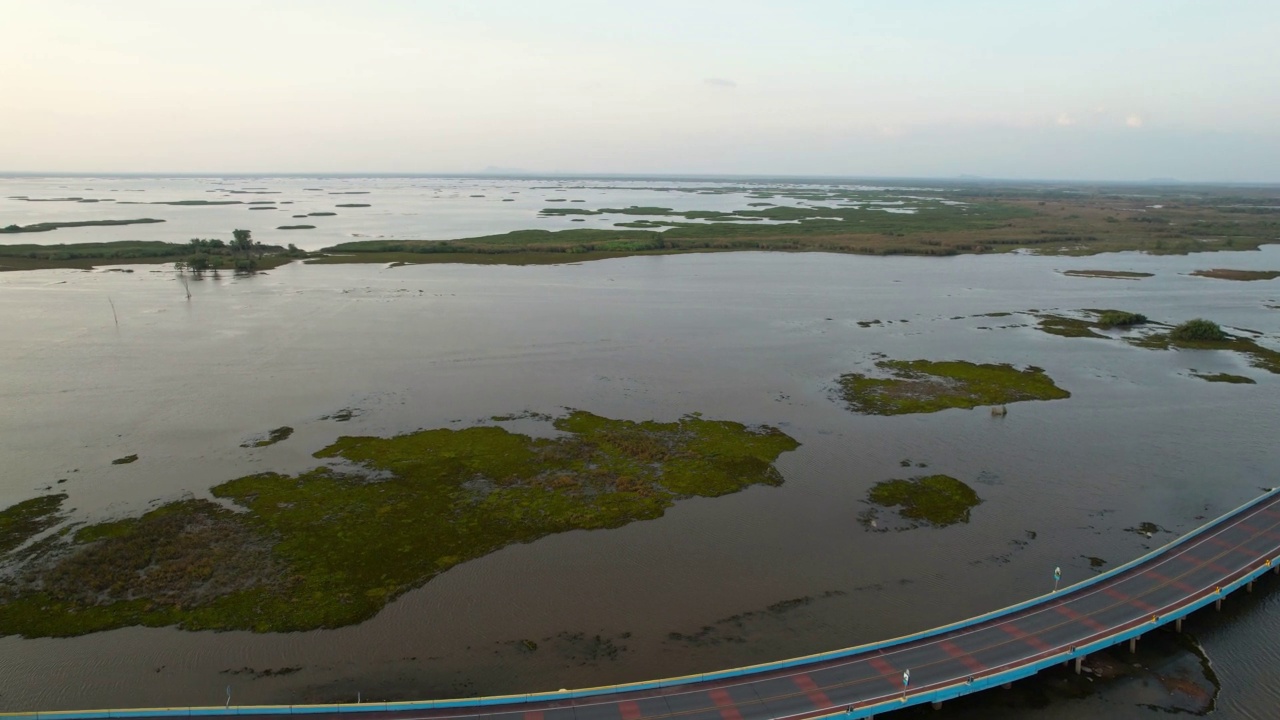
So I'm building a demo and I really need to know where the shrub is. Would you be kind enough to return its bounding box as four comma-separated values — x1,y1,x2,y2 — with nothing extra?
1097,310,1148,328
1170,318,1226,342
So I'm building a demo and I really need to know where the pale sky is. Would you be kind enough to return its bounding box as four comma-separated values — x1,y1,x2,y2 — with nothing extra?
2,0,1279,181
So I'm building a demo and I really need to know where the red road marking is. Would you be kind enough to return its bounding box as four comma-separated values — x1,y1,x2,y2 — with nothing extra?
524,712,544,720
1206,535,1261,559
792,674,832,709
1054,604,1107,633
1103,587,1156,612
1146,569,1199,595
999,623,1052,652
939,641,986,673
708,689,743,720
1183,552,1238,576
618,702,642,720
866,656,903,690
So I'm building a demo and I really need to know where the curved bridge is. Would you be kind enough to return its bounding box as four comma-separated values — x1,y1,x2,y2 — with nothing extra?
10,488,1280,720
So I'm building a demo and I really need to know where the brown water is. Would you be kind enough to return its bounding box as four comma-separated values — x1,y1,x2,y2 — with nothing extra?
2,248,1279,718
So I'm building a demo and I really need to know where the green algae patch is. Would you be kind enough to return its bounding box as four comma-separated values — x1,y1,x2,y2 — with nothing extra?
0,411,797,637
111,454,138,465
863,475,981,529
0,494,67,555
836,360,1070,416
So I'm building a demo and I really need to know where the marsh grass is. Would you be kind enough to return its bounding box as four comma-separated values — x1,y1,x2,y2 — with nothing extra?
836,360,1070,416
865,475,982,528
0,411,797,637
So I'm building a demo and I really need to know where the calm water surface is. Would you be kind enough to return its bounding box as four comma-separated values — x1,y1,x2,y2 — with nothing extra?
1,180,1279,718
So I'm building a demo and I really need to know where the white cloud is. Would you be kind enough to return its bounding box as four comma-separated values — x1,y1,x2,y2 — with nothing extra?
1126,114,1144,128
1056,113,1076,126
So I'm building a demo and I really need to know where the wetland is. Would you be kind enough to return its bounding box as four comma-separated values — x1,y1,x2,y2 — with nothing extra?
2,175,1280,718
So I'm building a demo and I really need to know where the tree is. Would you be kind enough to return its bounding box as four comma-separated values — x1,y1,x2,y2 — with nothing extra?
186,254,211,274
1171,318,1226,342
230,229,256,272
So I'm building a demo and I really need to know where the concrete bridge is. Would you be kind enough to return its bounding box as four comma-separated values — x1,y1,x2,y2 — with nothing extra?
9,487,1280,720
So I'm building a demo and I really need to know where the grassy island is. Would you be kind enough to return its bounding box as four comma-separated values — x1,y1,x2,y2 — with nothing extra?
1128,319,1280,374
0,411,797,637
1062,270,1154,279
836,360,1070,415
861,475,982,529
1189,269,1280,281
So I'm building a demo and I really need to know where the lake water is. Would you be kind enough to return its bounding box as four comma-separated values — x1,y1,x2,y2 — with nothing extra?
1,177,1279,718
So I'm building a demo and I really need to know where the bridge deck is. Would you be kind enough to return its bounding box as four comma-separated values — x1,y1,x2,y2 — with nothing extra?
13,489,1280,720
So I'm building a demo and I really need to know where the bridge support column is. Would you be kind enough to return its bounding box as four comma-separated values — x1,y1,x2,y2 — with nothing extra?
1001,682,1012,690
1215,598,1223,611
932,701,943,710
1273,565,1278,576
1175,617,1183,633
1074,656,1083,674
1247,581,1254,593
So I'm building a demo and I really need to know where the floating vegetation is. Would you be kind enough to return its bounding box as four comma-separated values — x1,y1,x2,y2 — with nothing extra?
1062,270,1153,279
861,475,982,529
307,212,337,216
242,427,294,448
320,407,360,422
836,360,1070,415
1190,269,1280,281
276,225,315,230
1083,555,1107,569
335,203,371,208
0,494,67,554
111,454,139,465
1190,371,1255,384
0,411,797,637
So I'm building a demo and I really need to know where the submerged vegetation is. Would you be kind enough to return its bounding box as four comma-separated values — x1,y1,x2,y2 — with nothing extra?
1190,372,1255,384
242,427,294,448
862,475,982,529
836,360,1070,415
0,411,797,637
1035,309,1149,338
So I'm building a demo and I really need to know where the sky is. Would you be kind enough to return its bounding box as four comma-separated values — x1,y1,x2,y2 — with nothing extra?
2,0,1279,181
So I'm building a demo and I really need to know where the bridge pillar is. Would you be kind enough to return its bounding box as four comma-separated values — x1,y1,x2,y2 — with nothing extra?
1175,617,1183,633
1001,682,1012,690
932,701,943,710
1215,598,1223,611
1247,581,1254,593
1128,637,1137,653
1074,656,1083,674
1273,565,1278,576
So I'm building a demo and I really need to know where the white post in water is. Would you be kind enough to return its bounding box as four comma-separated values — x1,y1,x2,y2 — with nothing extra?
225,686,231,709
1054,566,1062,593
902,669,910,702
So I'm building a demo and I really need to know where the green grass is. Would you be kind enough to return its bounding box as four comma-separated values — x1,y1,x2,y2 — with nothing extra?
836,360,1070,415
0,411,798,637
1035,309,1148,338
865,475,982,528
0,240,300,272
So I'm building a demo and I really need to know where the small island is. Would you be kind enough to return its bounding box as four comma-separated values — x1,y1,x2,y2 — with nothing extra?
0,410,798,637
836,360,1070,415
860,475,982,530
